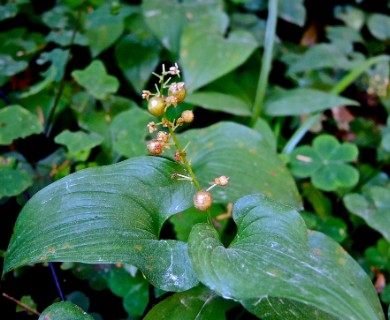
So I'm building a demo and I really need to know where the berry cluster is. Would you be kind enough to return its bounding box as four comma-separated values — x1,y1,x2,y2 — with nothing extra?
142,64,229,212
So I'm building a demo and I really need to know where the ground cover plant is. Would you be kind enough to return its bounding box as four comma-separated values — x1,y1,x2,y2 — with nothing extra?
1,0,390,319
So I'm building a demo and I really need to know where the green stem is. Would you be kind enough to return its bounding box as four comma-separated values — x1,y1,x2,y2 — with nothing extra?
45,6,84,136
282,113,321,155
330,55,390,95
249,0,278,127
282,54,390,154
168,125,202,191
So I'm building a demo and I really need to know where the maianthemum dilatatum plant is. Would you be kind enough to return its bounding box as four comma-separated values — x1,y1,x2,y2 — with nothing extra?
2,63,386,319
2,0,390,319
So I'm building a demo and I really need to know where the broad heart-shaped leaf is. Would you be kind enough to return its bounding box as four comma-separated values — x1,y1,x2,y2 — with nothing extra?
84,4,135,57
185,92,252,116
290,134,359,192
176,122,302,209
181,13,258,92
71,60,119,100
115,34,161,93
188,195,385,320
3,157,199,292
0,105,43,145
264,88,359,116
144,285,235,320
141,0,223,55
38,301,93,320
344,185,390,243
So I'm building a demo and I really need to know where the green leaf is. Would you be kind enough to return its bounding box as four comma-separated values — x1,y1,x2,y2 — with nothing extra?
367,14,390,41
67,291,90,312
0,105,43,145
38,301,93,320
188,195,385,320
0,54,28,78
3,157,198,292
54,130,104,156
287,44,357,74
365,239,390,271
344,185,390,243
37,48,69,82
185,92,251,116
72,60,119,100
115,35,161,93
177,122,302,208
107,267,149,317
181,14,258,92
85,4,128,57
110,108,155,158
334,5,365,30
142,0,223,55
264,88,359,116
0,157,33,199
279,0,306,27
0,3,19,21
144,285,235,320
290,135,359,191
16,295,37,314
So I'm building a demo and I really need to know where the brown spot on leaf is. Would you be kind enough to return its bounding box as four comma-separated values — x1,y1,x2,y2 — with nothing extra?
146,265,153,271
134,245,142,251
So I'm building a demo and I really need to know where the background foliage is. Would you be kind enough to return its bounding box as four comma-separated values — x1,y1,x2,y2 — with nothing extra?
1,0,390,319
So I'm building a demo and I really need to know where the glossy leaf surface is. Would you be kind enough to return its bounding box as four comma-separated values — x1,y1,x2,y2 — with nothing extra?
4,157,198,292
144,285,235,320
178,122,302,208
186,92,251,116
38,301,93,320
181,14,258,92
188,195,384,320
142,0,223,55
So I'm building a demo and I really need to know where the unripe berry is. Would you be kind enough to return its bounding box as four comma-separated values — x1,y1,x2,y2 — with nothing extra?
148,96,166,117
181,110,194,123
168,82,186,103
147,140,163,155
193,190,213,211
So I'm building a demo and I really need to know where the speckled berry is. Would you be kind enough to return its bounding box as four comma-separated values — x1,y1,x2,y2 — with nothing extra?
147,140,163,155
148,96,166,117
168,82,186,103
193,190,213,211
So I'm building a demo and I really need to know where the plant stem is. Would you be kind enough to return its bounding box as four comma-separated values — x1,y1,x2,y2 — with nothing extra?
168,125,202,191
330,55,390,95
282,113,321,155
45,7,84,136
282,54,390,154
2,293,41,316
249,0,278,127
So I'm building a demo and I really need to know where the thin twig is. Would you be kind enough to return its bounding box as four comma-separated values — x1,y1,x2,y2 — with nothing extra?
2,292,41,316
45,6,84,136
